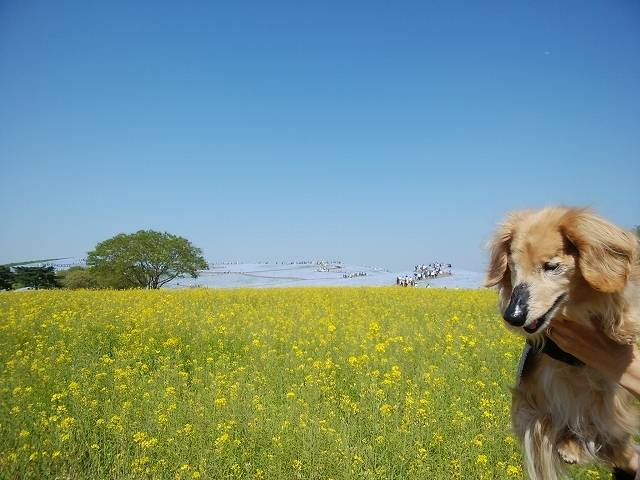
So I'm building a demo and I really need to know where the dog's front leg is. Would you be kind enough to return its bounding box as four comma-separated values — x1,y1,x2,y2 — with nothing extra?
556,436,592,465
512,395,566,480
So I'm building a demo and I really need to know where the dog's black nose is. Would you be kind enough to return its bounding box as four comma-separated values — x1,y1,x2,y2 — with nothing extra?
503,283,529,326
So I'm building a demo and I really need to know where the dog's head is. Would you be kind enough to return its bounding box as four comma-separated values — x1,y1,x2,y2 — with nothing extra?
485,207,637,337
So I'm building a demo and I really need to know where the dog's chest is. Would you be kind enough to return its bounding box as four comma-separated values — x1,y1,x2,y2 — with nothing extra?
517,347,616,424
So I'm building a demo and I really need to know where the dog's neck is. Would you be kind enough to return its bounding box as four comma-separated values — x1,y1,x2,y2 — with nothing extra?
527,336,585,367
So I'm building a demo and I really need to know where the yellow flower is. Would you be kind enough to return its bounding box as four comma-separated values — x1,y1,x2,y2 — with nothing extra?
506,464,522,476
143,438,158,448
163,337,180,348
0,286,527,475
60,417,75,429
214,433,229,448
379,404,393,416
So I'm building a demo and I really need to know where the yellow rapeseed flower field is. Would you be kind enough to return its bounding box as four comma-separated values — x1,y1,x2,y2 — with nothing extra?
0,288,608,479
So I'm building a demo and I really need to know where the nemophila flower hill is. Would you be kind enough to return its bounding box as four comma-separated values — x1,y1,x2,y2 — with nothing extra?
0,288,608,479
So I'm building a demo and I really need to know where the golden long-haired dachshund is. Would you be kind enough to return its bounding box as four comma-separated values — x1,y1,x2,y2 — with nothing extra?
486,206,640,479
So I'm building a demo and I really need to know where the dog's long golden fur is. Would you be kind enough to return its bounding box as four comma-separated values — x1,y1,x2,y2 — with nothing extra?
486,206,640,479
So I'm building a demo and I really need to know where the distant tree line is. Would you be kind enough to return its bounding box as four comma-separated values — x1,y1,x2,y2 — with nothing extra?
0,265,60,290
1,230,207,291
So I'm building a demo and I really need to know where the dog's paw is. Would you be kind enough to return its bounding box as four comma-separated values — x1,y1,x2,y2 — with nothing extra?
558,446,579,464
557,439,588,465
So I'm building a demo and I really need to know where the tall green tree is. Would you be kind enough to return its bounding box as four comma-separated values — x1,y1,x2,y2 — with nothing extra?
13,266,60,289
0,265,14,290
86,230,208,289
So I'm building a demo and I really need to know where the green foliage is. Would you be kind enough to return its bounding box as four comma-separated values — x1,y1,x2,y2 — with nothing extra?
13,266,60,289
93,269,138,290
86,230,208,289
59,267,100,290
0,265,14,290
635,225,639,239
59,267,135,290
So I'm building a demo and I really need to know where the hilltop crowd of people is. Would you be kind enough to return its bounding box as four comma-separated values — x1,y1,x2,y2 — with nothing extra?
343,271,368,279
315,260,343,272
211,260,342,268
414,262,452,280
397,262,453,287
396,275,416,287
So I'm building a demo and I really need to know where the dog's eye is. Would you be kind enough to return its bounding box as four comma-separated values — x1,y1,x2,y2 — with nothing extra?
543,262,560,272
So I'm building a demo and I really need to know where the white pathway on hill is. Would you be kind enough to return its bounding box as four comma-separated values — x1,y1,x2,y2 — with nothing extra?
165,262,484,289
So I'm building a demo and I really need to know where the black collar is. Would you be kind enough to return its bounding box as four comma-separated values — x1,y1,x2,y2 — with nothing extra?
527,337,584,367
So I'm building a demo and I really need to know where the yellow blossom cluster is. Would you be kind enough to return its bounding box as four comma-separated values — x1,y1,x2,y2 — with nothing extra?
0,288,609,478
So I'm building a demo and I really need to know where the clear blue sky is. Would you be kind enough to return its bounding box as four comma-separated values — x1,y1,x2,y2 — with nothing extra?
1,0,639,271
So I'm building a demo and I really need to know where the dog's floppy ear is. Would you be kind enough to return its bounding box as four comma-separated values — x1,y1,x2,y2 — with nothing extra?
485,217,516,288
562,208,637,293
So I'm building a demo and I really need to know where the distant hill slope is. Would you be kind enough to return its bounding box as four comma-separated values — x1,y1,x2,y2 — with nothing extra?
2,258,484,289
2,257,71,267
166,262,485,289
